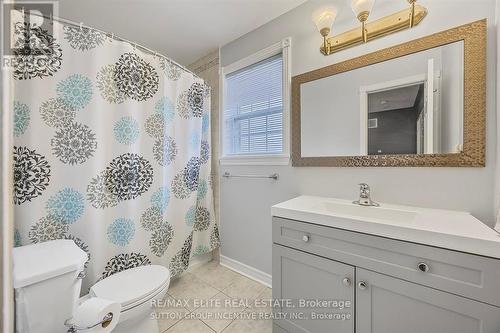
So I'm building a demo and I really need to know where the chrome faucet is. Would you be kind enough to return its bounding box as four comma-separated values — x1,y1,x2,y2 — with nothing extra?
353,183,379,207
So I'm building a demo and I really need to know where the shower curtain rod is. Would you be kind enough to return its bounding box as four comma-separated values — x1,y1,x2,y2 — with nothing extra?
19,10,200,79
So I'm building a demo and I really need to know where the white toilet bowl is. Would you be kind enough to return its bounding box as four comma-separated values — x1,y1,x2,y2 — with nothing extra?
89,265,170,333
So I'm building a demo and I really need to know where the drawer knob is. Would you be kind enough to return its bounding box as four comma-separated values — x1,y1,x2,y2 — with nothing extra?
342,277,352,287
358,281,368,290
302,235,310,243
417,262,430,273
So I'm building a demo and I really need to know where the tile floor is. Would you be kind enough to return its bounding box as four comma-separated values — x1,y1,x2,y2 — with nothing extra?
155,260,272,333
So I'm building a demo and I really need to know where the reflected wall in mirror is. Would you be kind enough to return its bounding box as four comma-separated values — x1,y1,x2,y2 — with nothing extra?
292,20,486,167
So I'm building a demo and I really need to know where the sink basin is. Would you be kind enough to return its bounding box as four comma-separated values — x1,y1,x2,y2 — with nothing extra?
312,201,418,224
272,195,500,259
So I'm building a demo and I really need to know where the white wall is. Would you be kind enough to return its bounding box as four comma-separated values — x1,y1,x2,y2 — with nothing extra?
220,0,497,276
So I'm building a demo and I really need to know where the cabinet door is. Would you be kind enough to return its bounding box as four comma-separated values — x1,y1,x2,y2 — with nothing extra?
272,244,354,333
356,268,500,333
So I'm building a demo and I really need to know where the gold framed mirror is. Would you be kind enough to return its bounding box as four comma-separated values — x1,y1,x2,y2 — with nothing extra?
291,20,486,167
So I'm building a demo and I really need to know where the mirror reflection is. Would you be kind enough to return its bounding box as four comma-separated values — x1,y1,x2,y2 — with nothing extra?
300,41,464,157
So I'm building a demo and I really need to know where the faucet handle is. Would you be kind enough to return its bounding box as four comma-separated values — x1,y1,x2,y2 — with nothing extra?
358,183,370,191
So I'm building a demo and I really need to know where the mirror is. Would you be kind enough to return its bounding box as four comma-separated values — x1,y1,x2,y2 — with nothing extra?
301,42,463,157
292,20,486,167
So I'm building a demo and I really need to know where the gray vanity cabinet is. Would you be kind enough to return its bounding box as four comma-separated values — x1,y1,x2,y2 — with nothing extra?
272,244,355,333
356,268,500,333
272,217,500,333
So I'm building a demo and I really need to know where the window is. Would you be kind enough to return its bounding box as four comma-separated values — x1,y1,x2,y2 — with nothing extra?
221,38,290,165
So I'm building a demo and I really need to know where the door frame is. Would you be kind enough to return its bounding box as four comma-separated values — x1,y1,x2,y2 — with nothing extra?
359,74,426,155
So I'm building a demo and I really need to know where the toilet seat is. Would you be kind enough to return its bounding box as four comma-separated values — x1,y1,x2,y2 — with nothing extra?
90,265,170,311
121,278,169,313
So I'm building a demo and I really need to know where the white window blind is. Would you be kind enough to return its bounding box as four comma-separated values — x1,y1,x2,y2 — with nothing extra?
224,54,283,155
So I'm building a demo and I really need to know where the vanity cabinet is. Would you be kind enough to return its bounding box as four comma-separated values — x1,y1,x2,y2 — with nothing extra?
272,217,500,333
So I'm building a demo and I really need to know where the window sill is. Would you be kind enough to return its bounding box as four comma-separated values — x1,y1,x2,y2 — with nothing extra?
219,154,290,166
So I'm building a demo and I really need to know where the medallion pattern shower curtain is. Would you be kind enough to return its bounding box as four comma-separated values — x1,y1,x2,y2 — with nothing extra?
11,15,219,289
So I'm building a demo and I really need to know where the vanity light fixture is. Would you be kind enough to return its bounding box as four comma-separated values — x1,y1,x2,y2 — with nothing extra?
312,6,338,55
315,0,427,55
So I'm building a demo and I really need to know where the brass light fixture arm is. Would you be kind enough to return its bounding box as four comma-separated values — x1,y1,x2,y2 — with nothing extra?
320,3,427,55
320,27,331,55
357,11,370,43
409,0,417,27
362,20,367,43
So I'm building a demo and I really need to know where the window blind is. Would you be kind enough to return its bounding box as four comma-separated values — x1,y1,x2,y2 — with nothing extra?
224,54,283,155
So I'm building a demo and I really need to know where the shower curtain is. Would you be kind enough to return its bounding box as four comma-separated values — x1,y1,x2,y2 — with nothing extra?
11,15,219,289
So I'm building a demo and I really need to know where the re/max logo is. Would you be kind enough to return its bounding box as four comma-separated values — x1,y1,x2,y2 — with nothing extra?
1,1,58,67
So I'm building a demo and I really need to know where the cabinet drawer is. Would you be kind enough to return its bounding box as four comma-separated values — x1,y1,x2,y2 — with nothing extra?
273,217,500,307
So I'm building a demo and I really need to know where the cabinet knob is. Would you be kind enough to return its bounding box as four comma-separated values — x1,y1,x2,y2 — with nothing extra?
358,281,368,290
417,262,430,273
302,235,310,243
342,277,352,287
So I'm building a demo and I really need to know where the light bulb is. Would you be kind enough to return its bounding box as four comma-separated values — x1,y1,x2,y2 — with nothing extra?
351,0,375,20
312,6,338,37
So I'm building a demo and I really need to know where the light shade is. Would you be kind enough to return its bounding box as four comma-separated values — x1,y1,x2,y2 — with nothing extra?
312,7,338,34
351,0,376,17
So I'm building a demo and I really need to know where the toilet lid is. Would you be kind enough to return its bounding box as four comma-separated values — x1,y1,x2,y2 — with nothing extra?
90,265,170,310
13,240,88,288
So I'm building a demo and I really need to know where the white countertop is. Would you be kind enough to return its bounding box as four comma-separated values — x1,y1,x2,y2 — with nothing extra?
272,196,500,259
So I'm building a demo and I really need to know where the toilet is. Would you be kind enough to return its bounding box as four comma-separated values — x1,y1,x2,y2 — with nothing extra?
89,264,170,333
13,239,170,333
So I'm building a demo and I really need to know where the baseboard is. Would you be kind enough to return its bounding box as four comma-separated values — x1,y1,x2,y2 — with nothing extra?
220,255,272,288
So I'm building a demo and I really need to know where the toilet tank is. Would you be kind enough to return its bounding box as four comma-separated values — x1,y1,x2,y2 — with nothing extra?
13,239,88,333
